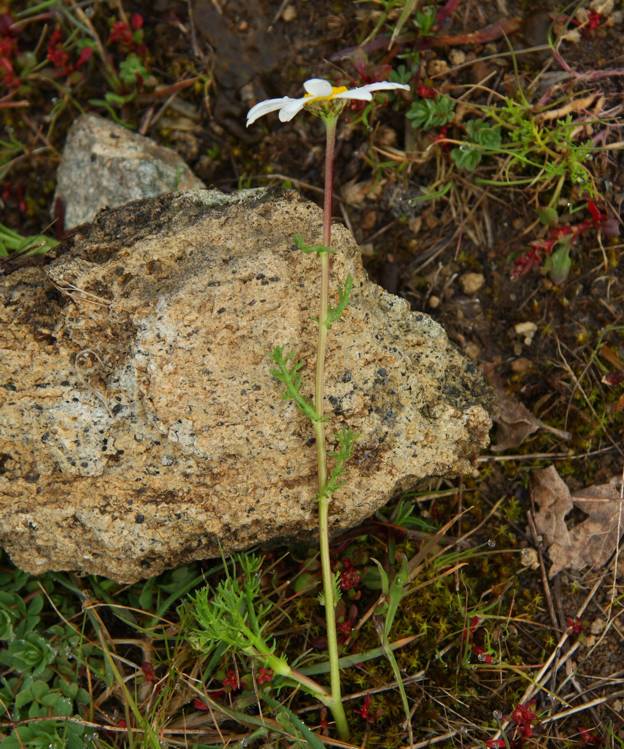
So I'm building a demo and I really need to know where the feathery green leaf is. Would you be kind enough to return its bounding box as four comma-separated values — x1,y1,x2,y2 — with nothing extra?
271,346,320,423
326,274,353,329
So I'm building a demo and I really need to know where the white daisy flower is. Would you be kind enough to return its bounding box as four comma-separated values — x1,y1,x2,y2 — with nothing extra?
246,77,410,127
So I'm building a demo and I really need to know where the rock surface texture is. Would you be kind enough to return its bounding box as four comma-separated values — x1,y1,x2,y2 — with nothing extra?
54,114,205,229
0,190,490,582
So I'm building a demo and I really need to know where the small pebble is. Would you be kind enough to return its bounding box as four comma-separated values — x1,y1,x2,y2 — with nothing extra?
427,59,449,77
459,272,485,295
282,4,297,21
428,295,441,309
514,321,537,345
590,617,606,635
361,209,377,231
520,548,539,570
449,49,466,66
408,216,422,235
464,342,480,359
511,357,532,373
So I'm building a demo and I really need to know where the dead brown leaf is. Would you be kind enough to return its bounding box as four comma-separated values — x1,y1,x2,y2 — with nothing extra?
532,465,624,577
491,388,571,452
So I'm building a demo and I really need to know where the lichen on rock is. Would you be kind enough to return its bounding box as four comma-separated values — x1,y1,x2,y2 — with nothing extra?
0,189,490,582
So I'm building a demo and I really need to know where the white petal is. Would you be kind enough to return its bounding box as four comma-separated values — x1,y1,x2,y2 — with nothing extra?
278,98,306,121
304,78,333,97
334,88,374,102
360,81,410,93
246,97,292,127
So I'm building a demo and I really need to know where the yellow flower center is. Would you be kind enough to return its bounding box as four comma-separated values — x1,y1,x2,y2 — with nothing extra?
304,86,348,104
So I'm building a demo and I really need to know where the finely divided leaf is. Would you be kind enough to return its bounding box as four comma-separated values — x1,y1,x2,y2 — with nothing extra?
318,428,357,501
293,234,333,255
271,346,320,423
327,275,353,329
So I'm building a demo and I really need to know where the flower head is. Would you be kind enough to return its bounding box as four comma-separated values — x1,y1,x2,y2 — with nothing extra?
246,77,409,127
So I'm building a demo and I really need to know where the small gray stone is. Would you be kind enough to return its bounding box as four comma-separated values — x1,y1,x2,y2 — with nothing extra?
54,114,205,229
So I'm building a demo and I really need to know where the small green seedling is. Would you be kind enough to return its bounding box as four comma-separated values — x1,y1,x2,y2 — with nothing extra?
372,554,413,746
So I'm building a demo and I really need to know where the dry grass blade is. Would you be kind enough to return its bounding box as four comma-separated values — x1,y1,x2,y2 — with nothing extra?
390,0,421,48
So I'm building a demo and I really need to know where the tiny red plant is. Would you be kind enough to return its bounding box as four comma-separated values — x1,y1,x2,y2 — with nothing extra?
417,83,437,99
571,9,604,35
339,559,361,591
566,617,583,636
1,182,26,214
109,20,133,47
131,13,144,31
511,245,547,279
473,645,494,664
586,10,603,31
141,661,156,683
510,701,537,739
46,27,94,78
75,46,94,69
257,667,273,685
222,669,240,691
354,694,373,722
512,200,610,279
433,125,451,151
579,727,602,746
485,739,505,749
586,199,605,226
0,36,16,60
587,10,604,31
108,14,147,56
0,15,19,89
47,28,71,75
603,371,624,386
462,614,480,640
337,619,353,641
0,14,13,35
193,698,210,712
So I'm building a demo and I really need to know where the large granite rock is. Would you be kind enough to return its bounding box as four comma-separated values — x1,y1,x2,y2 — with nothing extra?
0,190,490,582
54,114,205,229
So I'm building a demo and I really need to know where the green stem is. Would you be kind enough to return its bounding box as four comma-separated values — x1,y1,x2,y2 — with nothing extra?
314,115,349,741
246,644,333,707
548,173,566,209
